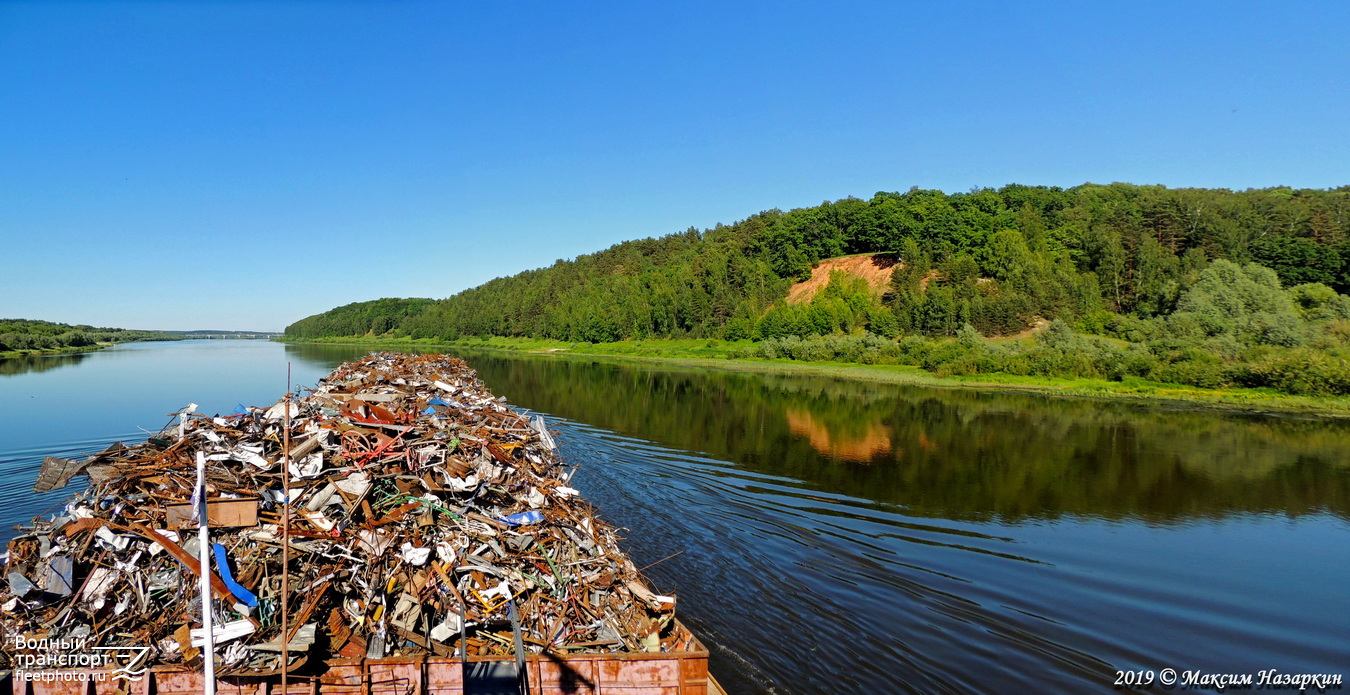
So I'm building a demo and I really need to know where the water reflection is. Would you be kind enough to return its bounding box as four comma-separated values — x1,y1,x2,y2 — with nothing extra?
448,353,1350,523
279,342,1350,523
281,344,1350,522
283,341,395,370
0,352,88,377
784,408,893,461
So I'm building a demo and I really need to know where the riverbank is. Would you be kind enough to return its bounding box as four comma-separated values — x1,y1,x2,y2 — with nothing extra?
0,343,107,359
279,336,1350,418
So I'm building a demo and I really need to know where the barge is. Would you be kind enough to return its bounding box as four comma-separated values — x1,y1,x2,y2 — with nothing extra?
2,354,723,694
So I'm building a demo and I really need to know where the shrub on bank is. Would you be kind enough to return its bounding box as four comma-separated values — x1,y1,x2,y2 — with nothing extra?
736,321,1350,397
746,333,906,364
1227,350,1350,395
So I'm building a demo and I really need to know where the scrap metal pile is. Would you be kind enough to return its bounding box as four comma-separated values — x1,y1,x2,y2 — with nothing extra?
1,353,686,675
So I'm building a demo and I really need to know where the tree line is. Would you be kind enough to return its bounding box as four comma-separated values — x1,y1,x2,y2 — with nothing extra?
283,183,1350,394
284,298,436,341
0,319,183,353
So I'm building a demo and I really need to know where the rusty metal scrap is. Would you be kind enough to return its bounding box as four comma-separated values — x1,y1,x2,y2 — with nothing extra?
1,352,686,676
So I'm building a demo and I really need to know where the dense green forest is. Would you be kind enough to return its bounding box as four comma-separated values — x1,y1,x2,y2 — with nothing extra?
284,298,437,340
0,319,181,354
285,183,1350,395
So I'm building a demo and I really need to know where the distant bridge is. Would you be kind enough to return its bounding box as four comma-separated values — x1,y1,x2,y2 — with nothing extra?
177,333,282,339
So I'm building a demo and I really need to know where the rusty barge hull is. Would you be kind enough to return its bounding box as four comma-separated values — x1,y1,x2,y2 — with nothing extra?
9,627,723,694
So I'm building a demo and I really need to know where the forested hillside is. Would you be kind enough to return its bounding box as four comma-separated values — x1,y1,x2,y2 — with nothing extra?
284,298,436,339
284,183,1350,394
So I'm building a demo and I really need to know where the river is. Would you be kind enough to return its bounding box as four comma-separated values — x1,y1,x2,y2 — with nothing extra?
2,340,1347,693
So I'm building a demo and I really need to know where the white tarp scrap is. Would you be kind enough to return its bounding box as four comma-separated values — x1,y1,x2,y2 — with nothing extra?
191,619,257,647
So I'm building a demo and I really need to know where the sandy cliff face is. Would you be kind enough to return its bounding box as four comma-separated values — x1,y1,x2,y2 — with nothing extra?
785,254,897,304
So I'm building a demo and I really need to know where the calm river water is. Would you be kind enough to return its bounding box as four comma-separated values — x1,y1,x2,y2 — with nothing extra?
2,340,1347,693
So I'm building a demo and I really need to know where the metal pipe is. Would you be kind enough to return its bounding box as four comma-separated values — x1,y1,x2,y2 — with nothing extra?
195,450,216,695
282,362,292,692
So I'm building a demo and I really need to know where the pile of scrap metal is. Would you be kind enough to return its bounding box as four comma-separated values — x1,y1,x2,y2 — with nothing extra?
0,353,685,677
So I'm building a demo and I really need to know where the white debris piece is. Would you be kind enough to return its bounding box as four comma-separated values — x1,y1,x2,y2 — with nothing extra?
263,401,299,421
233,444,273,470
147,529,180,556
430,613,464,642
80,567,120,611
191,619,257,647
289,452,323,479
94,526,131,552
335,471,371,497
400,542,431,566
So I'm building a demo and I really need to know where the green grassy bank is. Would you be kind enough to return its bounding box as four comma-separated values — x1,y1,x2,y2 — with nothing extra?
0,343,111,359
280,335,1350,418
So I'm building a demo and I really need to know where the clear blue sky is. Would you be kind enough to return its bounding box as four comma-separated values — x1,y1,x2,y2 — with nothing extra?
2,1,1347,331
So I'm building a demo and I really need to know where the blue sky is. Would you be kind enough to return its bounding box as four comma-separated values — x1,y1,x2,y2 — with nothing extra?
2,1,1347,331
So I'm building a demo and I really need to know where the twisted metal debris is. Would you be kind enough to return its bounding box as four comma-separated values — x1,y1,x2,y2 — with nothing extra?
1,353,686,676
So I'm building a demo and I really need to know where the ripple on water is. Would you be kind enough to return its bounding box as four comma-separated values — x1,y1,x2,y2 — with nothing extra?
0,432,146,529
547,418,1132,694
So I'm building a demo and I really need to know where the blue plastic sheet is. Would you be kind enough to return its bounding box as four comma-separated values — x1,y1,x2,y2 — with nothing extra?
212,543,259,607
498,510,545,526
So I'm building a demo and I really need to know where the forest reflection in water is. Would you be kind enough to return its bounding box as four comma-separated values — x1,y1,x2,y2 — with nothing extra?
284,343,1350,523
0,352,88,377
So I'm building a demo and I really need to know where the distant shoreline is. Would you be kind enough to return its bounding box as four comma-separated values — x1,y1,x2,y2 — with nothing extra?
278,336,1350,419
0,335,280,360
